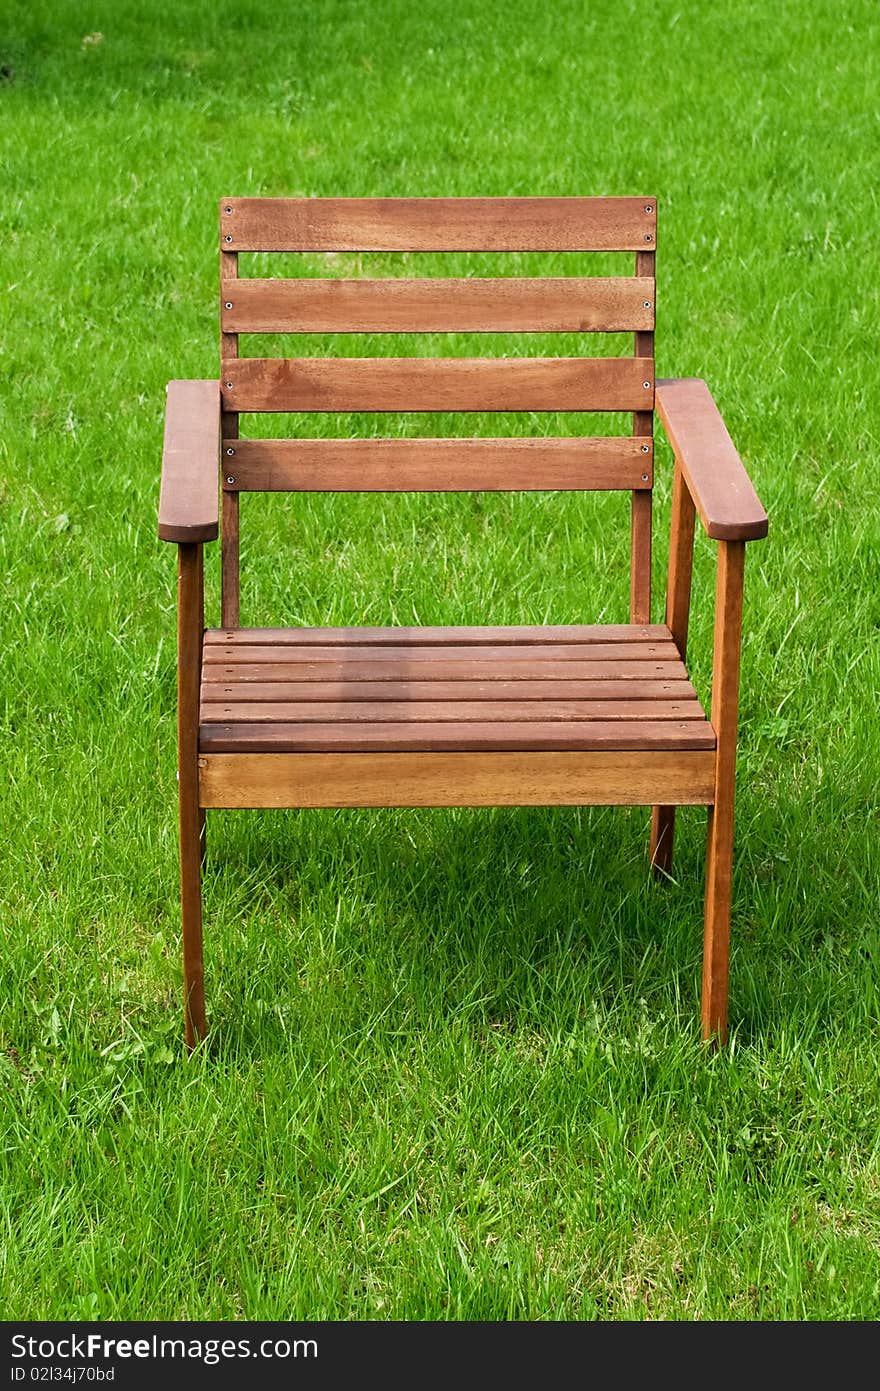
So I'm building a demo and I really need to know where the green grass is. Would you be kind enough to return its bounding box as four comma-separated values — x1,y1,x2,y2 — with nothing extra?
2,0,880,1321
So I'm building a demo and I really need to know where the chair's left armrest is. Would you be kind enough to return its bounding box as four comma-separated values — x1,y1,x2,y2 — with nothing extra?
656,378,768,542
158,380,221,543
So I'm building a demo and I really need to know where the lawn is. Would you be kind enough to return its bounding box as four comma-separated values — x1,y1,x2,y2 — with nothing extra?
1,0,879,1320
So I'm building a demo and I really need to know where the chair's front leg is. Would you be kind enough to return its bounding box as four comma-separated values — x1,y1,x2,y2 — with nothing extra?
177,541,207,1048
650,459,696,874
702,538,746,1043
197,541,207,869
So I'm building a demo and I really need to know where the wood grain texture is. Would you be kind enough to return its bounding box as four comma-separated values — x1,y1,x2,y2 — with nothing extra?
220,247,240,627
630,245,655,624
221,357,654,413
630,488,652,623
199,748,714,809
201,699,703,724
177,543,206,1047
664,460,697,659
203,641,679,664
158,381,220,543
201,678,698,703
656,378,768,541
220,196,658,252
220,436,653,492
204,624,669,647
702,540,746,1043
220,276,656,333
221,491,240,628
197,622,712,754
650,456,697,874
202,658,688,682
199,720,714,753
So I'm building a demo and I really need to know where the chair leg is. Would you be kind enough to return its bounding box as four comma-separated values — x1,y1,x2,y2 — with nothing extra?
199,807,207,869
701,539,745,1047
180,790,207,1050
701,796,734,1045
177,541,207,1049
649,805,676,876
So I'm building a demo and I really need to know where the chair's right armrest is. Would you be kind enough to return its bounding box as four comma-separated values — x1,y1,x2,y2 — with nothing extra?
656,378,768,542
158,380,221,543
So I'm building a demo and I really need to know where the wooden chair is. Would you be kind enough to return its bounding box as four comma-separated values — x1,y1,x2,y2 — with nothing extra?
158,197,767,1049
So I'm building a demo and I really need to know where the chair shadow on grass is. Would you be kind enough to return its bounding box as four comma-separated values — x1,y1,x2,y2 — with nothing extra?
204,802,714,1053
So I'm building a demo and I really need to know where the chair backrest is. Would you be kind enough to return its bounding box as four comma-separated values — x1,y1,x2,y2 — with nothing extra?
218,196,657,628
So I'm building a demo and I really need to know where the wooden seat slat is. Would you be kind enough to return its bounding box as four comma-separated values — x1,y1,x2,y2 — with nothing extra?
205,623,669,647
201,699,704,724
200,679,699,703
202,641,679,665
199,719,715,754
202,659,689,683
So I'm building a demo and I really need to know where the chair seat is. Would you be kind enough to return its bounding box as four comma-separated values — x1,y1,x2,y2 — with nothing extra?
199,624,714,753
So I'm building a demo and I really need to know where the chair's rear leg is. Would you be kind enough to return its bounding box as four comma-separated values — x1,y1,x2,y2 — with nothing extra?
649,805,676,875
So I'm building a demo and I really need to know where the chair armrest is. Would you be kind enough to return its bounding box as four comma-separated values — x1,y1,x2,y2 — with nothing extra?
655,378,768,542
158,380,221,543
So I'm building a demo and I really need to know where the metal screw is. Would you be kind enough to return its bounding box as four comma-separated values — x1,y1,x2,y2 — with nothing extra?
643,381,651,389
225,476,235,485
641,473,649,482
224,234,233,243
643,300,652,308
225,381,233,389
644,233,653,242
224,300,233,310
641,444,649,453
644,205,653,214
226,447,235,456
224,206,233,214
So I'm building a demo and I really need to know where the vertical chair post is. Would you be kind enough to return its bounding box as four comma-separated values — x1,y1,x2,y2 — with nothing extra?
197,550,207,867
702,538,746,1043
220,244,240,629
630,243,654,626
650,459,696,873
178,541,207,1048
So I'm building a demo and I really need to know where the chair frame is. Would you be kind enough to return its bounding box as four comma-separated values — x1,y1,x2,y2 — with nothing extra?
158,198,767,1049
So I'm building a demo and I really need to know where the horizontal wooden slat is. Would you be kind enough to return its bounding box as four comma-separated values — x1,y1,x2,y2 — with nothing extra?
220,437,653,492
201,679,699,703
199,720,714,753
205,624,668,647
220,357,654,413
202,659,689,682
203,641,677,665
221,277,655,333
202,699,702,724
220,197,657,253
199,749,714,809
